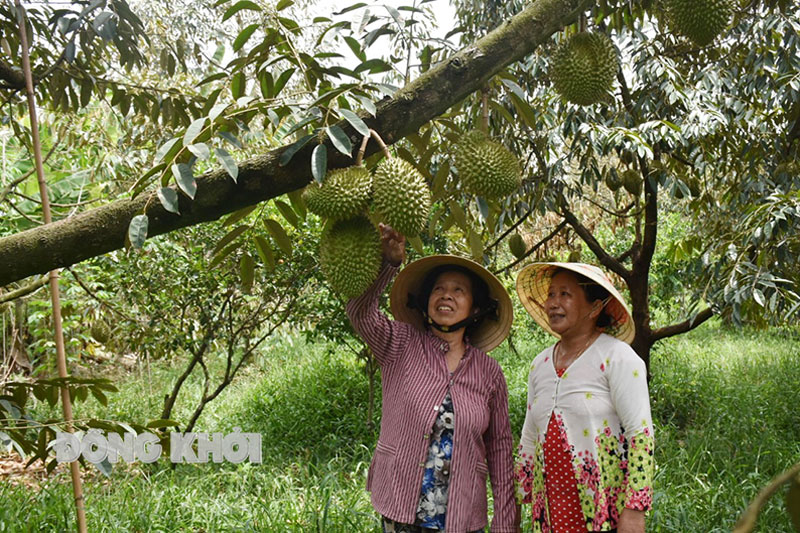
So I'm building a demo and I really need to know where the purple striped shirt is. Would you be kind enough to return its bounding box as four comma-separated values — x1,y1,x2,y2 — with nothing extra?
346,262,518,533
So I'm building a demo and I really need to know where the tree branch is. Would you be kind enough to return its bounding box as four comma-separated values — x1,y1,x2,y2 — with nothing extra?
495,220,567,275
650,307,714,342
560,204,630,279
0,0,595,287
0,274,49,305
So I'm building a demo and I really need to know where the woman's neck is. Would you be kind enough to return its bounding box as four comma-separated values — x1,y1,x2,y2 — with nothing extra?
433,328,466,351
559,328,599,355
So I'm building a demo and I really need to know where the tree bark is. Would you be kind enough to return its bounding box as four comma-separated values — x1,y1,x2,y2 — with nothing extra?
0,0,593,287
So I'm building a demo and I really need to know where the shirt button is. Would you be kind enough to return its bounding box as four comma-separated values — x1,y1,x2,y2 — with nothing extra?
423,433,430,439
419,462,425,468
433,405,439,411
449,379,454,385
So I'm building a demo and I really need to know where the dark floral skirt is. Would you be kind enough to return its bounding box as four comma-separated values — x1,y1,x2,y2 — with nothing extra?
381,517,484,533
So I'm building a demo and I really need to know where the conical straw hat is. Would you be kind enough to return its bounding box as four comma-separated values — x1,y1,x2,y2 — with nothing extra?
516,262,635,344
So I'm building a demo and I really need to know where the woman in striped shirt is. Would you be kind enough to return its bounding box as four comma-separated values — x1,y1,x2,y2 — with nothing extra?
346,224,519,533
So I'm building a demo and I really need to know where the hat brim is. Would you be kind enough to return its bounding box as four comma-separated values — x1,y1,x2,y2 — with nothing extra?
516,262,635,344
389,255,513,352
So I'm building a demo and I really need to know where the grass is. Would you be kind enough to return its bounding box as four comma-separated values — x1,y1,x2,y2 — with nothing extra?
1,322,799,532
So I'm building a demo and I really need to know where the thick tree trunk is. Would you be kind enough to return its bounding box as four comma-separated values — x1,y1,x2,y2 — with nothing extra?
0,0,593,287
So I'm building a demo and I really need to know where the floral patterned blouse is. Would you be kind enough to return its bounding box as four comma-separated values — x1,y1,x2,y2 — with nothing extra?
514,334,655,532
415,389,455,529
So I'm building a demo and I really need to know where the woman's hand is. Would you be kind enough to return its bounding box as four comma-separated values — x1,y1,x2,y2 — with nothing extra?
617,508,645,533
379,223,405,266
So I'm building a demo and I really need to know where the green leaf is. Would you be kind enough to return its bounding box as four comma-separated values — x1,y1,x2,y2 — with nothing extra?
407,235,424,255
753,288,766,307
339,109,370,137
449,201,468,231
344,36,366,61
287,190,306,219
90,388,108,407
312,144,327,183
172,163,197,199
468,229,483,261
279,134,313,166
208,102,229,123
155,137,180,163
209,241,244,269
509,92,537,130
222,0,262,22
353,95,376,116
145,419,180,429
275,199,299,228
233,23,259,52
273,68,295,97
253,235,275,270
211,225,251,257
354,58,392,74
186,142,210,160
276,0,294,10
231,71,245,99
240,253,255,293
264,218,293,256
222,205,258,226
327,125,353,156
218,131,243,150
157,187,180,214
128,215,148,249
215,147,239,182
184,117,207,145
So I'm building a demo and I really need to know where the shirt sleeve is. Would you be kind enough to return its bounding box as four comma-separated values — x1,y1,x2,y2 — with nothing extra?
607,344,655,511
344,260,410,368
485,363,519,532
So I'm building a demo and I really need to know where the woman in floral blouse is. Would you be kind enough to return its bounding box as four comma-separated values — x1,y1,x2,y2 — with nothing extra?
514,263,654,533
346,224,519,532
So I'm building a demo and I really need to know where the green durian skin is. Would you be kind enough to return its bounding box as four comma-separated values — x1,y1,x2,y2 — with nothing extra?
455,130,522,199
372,158,431,237
550,32,619,106
319,216,382,299
303,166,373,220
667,0,732,47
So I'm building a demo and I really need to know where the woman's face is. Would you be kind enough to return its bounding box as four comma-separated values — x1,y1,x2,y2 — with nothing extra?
545,271,598,337
426,271,476,327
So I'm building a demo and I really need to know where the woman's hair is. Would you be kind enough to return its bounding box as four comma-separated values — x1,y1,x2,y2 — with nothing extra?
417,265,492,336
551,267,614,328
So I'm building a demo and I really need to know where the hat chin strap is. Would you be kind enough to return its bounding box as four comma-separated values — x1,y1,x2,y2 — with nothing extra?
407,294,499,333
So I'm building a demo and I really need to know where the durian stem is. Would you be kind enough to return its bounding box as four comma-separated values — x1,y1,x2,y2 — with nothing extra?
481,87,490,134
368,129,393,160
356,134,370,166
579,13,586,33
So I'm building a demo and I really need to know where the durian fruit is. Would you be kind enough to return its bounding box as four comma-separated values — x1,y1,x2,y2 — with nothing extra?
666,0,733,47
91,320,111,344
605,171,623,192
622,169,642,196
302,166,373,220
509,233,527,259
454,130,522,199
550,32,619,106
372,158,431,237
319,216,382,299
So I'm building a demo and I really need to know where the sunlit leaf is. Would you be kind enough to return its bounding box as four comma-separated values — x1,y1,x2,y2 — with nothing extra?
211,225,250,257
327,125,353,156
172,163,197,199
157,187,180,214
184,117,206,145
128,215,148,249
339,109,370,137
264,218,292,256
186,143,210,160
253,235,275,270
215,147,238,182
275,199,299,228
312,144,327,183
223,205,257,226
240,253,255,293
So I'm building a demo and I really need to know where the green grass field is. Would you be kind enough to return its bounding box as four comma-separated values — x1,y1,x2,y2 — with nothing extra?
1,321,798,532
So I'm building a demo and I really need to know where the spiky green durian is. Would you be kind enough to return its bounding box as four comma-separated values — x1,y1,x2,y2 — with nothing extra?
319,216,382,299
621,169,642,196
454,130,522,199
302,166,373,220
509,233,527,259
372,158,431,237
666,0,733,47
550,32,619,106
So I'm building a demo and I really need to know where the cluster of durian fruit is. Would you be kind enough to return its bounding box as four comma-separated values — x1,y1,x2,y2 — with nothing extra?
549,0,733,106
308,133,521,299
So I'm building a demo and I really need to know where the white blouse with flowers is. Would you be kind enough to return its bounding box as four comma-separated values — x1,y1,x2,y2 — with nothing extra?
515,333,655,532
